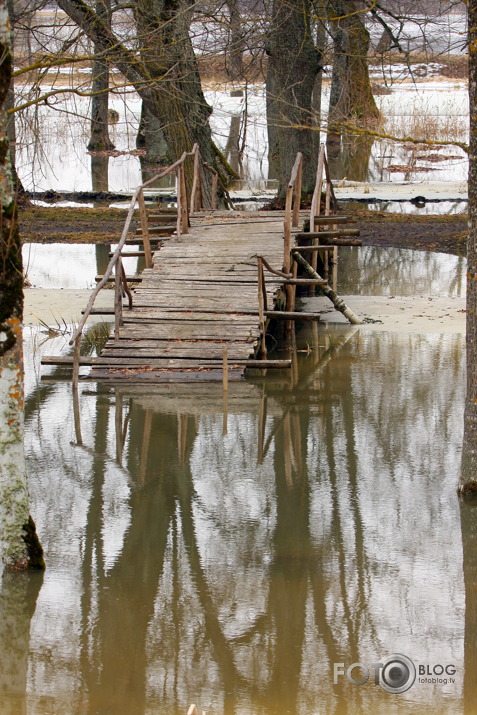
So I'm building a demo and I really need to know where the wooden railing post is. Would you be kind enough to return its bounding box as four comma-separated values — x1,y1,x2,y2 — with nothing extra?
137,188,152,268
309,144,325,294
323,151,339,289
72,334,81,390
121,262,133,309
114,255,123,342
283,186,293,273
179,163,189,234
176,167,182,239
257,257,267,359
190,144,201,212
292,153,303,228
222,344,229,392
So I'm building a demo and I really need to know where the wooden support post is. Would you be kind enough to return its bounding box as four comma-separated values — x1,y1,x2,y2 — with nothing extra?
120,262,133,309
222,344,229,392
114,256,123,343
72,379,82,444
310,144,325,230
310,144,325,296
283,186,294,338
257,257,267,358
72,334,81,390
176,168,182,239
332,245,338,292
138,189,153,268
292,154,302,228
190,145,201,212
283,186,293,273
259,258,268,312
179,164,189,234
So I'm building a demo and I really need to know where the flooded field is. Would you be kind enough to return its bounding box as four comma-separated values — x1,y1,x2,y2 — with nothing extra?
6,319,467,714
14,79,469,196
21,243,466,297
0,242,469,714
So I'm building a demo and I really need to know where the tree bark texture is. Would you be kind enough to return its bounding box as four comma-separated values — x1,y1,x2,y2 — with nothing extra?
225,0,245,82
0,1,44,571
328,0,380,127
460,0,477,493
87,0,115,152
58,0,216,205
136,101,169,169
265,0,322,198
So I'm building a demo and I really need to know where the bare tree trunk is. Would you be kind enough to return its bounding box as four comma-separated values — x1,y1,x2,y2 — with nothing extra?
136,101,169,172
225,0,245,82
265,0,322,199
459,0,477,495
5,0,30,206
328,0,380,129
58,0,217,204
87,0,114,152
0,1,44,571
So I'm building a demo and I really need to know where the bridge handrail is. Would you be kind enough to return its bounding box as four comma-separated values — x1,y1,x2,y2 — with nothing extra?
283,152,303,272
69,142,211,386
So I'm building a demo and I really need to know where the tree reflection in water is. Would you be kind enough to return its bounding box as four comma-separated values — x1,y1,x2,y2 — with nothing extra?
2,324,468,713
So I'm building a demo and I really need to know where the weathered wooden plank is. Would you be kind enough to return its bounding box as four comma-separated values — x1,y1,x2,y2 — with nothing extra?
103,343,253,355
296,229,360,239
84,372,245,383
66,209,350,383
283,278,328,285
265,311,322,321
313,216,351,225
43,355,277,368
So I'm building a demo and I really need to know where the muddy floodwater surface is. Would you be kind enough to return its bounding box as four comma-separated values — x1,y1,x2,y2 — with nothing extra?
0,305,470,714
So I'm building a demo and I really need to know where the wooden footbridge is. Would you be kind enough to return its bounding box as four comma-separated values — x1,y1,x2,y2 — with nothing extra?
42,145,362,384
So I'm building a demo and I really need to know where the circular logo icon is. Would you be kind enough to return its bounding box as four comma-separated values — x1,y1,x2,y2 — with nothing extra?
379,653,416,694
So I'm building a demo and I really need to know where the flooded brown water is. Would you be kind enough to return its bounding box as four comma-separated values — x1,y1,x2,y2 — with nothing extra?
2,320,470,714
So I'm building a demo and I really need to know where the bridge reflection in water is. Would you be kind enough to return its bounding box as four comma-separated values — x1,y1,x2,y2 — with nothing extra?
1,322,469,714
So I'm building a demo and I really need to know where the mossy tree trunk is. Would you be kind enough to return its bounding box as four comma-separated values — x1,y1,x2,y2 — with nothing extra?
460,0,477,495
0,0,44,571
327,0,380,130
87,0,115,152
265,0,323,199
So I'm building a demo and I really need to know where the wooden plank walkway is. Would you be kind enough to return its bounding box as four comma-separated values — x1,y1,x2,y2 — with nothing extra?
87,214,289,382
